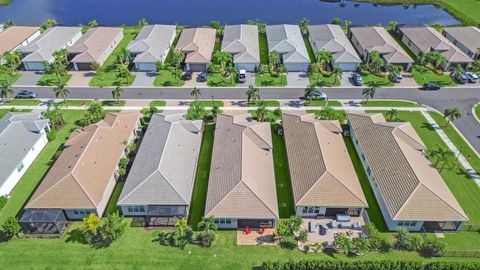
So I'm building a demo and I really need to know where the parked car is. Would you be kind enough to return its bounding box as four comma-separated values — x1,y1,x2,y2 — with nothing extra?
198,71,208,82
351,73,363,86
238,69,247,83
454,73,468,84
422,82,441,91
183,70,193,80
15,90,37,98
312,92,328,100
465,72,479,83
393,73,403,83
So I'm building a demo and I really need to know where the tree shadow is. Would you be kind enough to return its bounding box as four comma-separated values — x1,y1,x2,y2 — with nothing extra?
152,231,172,246
65,228,87,244
421,122,435,131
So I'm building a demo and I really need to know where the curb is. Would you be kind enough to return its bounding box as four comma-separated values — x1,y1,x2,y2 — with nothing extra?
473,103,480,125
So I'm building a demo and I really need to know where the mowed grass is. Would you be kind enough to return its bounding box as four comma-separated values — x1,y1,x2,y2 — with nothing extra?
37,73,72,86
256,73,287,86
149,100,167,107
104,181,125,216
0,110,84,224
361,74,394,87
304,100,342,107
309,73,341,87
188,123,215,229
154,70,185,86
476,104,480,121
0,72,21,84
360,100,422,107
271,123,295,218
259,32,269,65
0,99,41,106
247,100,280,107
412,66,455,86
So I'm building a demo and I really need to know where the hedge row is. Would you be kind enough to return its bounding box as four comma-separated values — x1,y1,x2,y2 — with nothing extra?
261,260,480,270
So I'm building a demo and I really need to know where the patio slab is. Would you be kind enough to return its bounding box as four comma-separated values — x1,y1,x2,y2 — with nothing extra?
302,216,365,245
236,228,276,246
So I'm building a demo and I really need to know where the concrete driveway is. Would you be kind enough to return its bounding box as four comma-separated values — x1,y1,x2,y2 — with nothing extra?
184,72,207,88
340,72,357,87
13,71,42,87
237,72,255,87
286,72,309,87
68,71,94,87
131,72,156,87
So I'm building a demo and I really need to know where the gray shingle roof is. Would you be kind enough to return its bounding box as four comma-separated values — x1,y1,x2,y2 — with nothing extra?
308,24,361,64
266,24,310,63
443,27,480,53
118,114,203,206
221,24,260,64
0,112,49,191
126,25,176,63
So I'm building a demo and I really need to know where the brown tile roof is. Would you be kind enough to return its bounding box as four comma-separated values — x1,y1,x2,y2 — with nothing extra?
282,112,368,208
0,26,39,55
204,112,279,219
347,112,468,222
26,112,140,215
175,28,216,63
68,27,123,64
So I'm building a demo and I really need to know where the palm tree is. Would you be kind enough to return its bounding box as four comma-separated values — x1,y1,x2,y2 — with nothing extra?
386,108,398,121
171,50,185,70
450,65,464,82
304,84,319,103
197,216,218,247
388,21,398,32
53,80,69,103
172,68,183,84
443,107,462,127
190,87,201,102
116,64,131,84
88,20,98,28
213,51,233,76
429,146,456,173
316,107,335,120
476,47,480,59
246,85,260,104
137,18,148,27
90,62,101,73
112,86,123,104
362,86,376,104
331,67,343,85
299,18,309,35
3,51,21,71
315,50,334,71
268,51,281,75
82,213,102,236
0,81,14,101
344,20,352,33
255,100,269,122
367,51,384,75
387,64,402,82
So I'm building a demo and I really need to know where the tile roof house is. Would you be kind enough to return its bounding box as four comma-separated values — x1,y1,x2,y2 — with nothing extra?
68,27,123,71
347,112,468,232
399,26,473,69
0,112,50,196
118,114,203,226
266,24,310,71
282,112,368,218
0,26,41,56
308,24,362,71
221,24,260,72
349,26,414,70
175,28,216,72
127,25,177,71
443,26,480,60
21,112,140,234
19,26,82,71
205,112,279,229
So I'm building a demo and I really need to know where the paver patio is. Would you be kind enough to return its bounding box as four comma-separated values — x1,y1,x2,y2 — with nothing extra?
236,228,276,246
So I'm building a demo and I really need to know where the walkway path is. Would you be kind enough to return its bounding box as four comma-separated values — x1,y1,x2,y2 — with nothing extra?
421,111,480,186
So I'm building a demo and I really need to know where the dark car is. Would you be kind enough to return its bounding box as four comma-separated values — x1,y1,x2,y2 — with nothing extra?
198,71,208,82
351,73,363,86
422,82,441,91
183,70,193,80
15,90,37,98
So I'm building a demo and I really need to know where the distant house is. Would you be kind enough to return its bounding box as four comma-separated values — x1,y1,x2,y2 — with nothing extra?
221,24,260,72
347,112,468,232
349,26,414,71
68,27,124,71
266,24,310,71
20,112,140,234
282,112,368,218
118,114,203,226
0,112,50,197
127,25,177,71
175,28,216,72
205,112,279,229
19,26,82,71
399,26,473,69
443,26,480,60
308,24,362,71
0,26,41,56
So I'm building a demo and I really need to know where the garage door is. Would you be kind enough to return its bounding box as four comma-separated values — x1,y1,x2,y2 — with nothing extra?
336,62,359,72
136,63,157,72
285,63,309,72
188,63,207,72
237,63,257,72
75,63,92,71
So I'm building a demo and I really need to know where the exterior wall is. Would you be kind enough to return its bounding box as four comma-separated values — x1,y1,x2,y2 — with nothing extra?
295,206,326,217
285,62,310,72
186,63,208,72
23,61,47,71
120,205,189,217
215,218,238,229
443,32,477,59
0,130,48,197
64,208,97,220
135,62,157,72
236,63,257,72
335,62,360,72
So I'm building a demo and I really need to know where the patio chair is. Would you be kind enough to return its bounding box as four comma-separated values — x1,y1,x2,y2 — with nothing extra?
330,220,338,229
353,222,362,230
320,224,328,236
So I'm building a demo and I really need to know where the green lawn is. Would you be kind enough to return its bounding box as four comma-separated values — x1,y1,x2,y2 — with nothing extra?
271,124,295,218
0,111,84,224
256,73,287,86
56,100,92,106
412,66,455,86
309,72,341,87
259,33,269,65
247,100,280,107
360,100,422,107
304,100,342,107
194,100,224,107
0,0,13,6
37,73,72,86
302,35,316,63
188,123,215,229
104,181,125,216
475,104,480,121
0,72,21,84
89,27,139,87
344,137,389,232
0,99,41,106
154,70,184,86
361,74,393,87
149,100,167,107
207,73,236,87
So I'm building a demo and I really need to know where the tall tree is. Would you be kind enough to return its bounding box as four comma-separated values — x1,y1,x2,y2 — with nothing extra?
386,108,398,121
304,84,319,103
443,107,462,127
190,87,201,102
299,18,309,35
213,51,233,76
53,80,69,103
331,66,343,85
362,86,376,104
88,20,98,28
255,100,269,122
0,81,14,101
197,216,218,247
171,50,185,70
41,19,57,32
367,51,384,74
315,50,334,71
246,85,260,104
112,86,123,104
388,21,398,32
138,18,149,27
450,64,464,82
268,51,281,75
387,64,402,82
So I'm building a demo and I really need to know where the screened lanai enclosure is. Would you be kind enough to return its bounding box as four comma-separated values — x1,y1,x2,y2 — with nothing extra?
20,209,68,234
131,205,187,227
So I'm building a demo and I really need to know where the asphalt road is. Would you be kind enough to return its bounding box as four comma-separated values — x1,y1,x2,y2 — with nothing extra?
12,85,480,153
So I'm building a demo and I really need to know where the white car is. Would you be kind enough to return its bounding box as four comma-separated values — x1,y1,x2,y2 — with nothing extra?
312,92,328,100
238,69,247,83
465,72,479,83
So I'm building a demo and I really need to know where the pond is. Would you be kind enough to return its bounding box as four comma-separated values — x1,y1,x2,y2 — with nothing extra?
0,0,459,26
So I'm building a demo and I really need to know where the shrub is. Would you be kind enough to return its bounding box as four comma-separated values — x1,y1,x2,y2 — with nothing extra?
421,237,447,257
1,217,22,239
394,228,423,251
351,237,371,255
46,130,57,141
279,235,297,249
0,196,7,211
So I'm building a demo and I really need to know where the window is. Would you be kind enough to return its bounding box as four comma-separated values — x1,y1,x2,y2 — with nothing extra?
398,221,417,227
16,162,24,172
361,154,365,161
214,218,232,224
302,206,321,215
73,209,92,215
127,205,146,213
367,166,371,175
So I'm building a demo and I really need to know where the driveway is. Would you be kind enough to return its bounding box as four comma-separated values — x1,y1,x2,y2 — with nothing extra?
286,72,309,87
395,73,418,87
13,71,42,87
68,71,94,87
237,72,255,87
184,72,207,88
131,72,156,87
340,72,356,87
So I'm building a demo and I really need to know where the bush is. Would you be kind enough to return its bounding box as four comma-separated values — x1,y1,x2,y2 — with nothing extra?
394,228,423,251
279,235,297,249
421,238,447,257
46,130,57,141
1,217,22,239
0,196,7,211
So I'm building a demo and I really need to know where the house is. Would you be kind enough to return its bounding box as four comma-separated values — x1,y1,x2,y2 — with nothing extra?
221,24,260,72
266,24,310,71
282,112,368,218
175,28,216,72
117,114,203,226
127,25,176,71
0,112,50,197
308,24,362,71
20,112,140,234
349,26,414,71
0,26,41,56
443,26,480,60
204,112,279,229
19,26,82,71
399,26,473,69
68,27,123,71
347,112,468,232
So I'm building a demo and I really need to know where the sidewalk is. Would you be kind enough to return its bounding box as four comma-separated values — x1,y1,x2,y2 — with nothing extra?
421,111,480,186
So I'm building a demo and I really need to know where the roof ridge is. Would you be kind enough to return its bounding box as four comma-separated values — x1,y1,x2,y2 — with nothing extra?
118,170,158,204
69,172,99,208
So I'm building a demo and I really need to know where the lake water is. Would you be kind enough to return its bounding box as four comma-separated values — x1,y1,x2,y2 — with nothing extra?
0,0,459,26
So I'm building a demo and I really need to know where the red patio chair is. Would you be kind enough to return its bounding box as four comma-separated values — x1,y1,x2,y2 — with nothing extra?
245,226,251,234
258,227,265,234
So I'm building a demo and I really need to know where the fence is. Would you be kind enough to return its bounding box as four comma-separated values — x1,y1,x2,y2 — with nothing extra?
460,224,480,232
443,250,480,258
